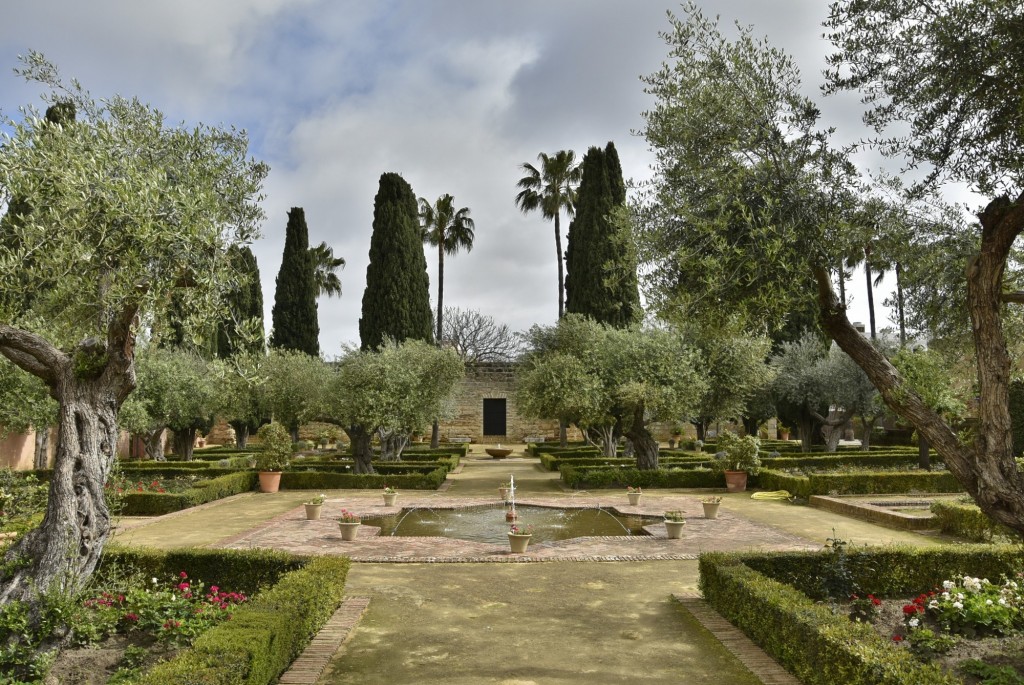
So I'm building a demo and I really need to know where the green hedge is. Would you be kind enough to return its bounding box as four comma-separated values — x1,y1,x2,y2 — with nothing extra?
559,465,723,489
538,453,713,472
127,551,350,685
930,500,1020,542
757,468,963,497
699,545,1024,685
280,466,447,491
760,451,940,470
698,554,957,685
118,471,258,516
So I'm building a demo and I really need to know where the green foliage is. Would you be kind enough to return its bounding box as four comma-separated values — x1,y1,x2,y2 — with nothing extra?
1010,379,1024,458
280,466,448,490
564,142,640,327
360,173,434,350
261,349,330,434
960,659,1024,685
757,467,963,498
559,464,721,490
0,358,56,436
419,193,475,341
116,471,257,516
255,422,291,471
714,431,761,474
216,246,265,359
270,207,319,356
930,501,1019,543
0,470,47,530
120,346,223,438
891,348,965,419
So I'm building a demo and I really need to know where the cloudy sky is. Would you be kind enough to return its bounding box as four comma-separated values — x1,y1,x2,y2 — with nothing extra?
2,0,903,354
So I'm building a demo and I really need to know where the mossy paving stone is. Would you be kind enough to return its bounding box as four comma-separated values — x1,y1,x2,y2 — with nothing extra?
318,561,762,685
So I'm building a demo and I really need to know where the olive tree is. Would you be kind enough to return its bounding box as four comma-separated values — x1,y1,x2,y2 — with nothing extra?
262,350,330,444
0,53,266,606
328,340,464,473
0,358,57,468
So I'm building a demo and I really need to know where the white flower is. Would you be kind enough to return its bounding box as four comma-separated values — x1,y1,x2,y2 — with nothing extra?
986,599,993,605
942,580,955,591
957,593,965,601
953,601,963,610
152,577,158,585
909,618,920,628
998,598,1008,606
928,600,939,609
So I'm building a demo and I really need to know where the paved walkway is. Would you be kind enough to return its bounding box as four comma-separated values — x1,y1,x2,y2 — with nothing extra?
112,445,952,684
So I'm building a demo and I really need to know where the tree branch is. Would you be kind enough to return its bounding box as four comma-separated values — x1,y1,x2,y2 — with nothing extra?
1000,292,1024,304
0,325,66,385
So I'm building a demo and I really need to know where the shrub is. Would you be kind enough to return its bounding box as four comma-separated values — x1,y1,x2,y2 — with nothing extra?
930,500,1019,542
256,422,291,471
715,431,761,475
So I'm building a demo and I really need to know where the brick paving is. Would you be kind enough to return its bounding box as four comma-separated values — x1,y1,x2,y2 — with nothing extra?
216,494,817,561
278,597,370,685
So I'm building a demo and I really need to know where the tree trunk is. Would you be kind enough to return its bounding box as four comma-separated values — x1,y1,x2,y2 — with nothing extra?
437,241,445,343
798,416,814,453
144,428,165,461
172,428,196,462
812,409,854,453
859,414,876,451
813,192,1024,538
555,213,564,320
1,375,124,606
741,416,760,437
837,262,846,307
33,427,50,470
864,246,877,340
430,420,440,449
590,425,616,457
378,430,408,462
559,419,567,448
347,425,374,474
624,405,658,469
895,262,907,347
229,420,249,449
918,431,931,471
289,426,300,444
692,419,708,442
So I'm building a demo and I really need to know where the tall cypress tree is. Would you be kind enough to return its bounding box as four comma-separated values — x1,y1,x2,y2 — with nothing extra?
270,207,319,355
564,142,641,327
217,246,265,358
360,173,434,350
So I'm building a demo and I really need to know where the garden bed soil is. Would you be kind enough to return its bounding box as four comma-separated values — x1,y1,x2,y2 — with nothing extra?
44,634,178,685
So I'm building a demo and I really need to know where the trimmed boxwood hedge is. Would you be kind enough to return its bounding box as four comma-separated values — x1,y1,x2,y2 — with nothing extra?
559,464,724,489
538,453,714,472
757,468,964,498
280,466,448,491
118,471,258,516
103,547,350,685
930,500,1020,542
698,545,1024,685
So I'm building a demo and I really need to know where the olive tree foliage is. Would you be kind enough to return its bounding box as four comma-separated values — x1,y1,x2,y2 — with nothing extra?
119,347,222,462
261,350,330,444
441,307,523,363
0,53,266,606
680,321,774,441
218,351,268,449
517,316,706,466
639,2,1024,535
326,340,464,473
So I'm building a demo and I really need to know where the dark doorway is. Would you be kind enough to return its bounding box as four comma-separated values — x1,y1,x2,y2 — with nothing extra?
482,398,507,436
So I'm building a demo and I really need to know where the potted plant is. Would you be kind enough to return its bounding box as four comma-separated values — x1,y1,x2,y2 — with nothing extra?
700,495,722,519
338,509,361,541
304,493,326,520
715,431,760,493
693,439,704,453
508,522,534,553
626,485,642,506
777,421,790,441
664,511,686,539
498,480,513,502
255,422,291,493
382,485,398,507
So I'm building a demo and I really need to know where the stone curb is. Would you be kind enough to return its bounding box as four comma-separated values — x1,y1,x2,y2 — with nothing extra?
278,596,370,684
673,593,800,685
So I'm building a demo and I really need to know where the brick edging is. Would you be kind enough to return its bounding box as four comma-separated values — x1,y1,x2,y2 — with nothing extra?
672,593,800,685
278,596,370,684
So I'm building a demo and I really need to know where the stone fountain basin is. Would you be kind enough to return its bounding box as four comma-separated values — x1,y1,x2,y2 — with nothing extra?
485,448,513,458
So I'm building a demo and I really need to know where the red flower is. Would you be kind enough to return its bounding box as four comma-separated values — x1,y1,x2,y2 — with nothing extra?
892,635,904,642
902,604,918,615
872,597,881,606
179,571,188,578
123,612,139,623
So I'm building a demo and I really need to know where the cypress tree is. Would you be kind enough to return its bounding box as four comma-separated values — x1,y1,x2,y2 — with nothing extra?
217,246,265,358
270,207,319,355
564,142,641,327
360,173,434,350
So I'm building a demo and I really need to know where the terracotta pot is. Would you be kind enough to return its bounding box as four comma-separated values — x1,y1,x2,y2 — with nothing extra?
724,470,748,493
382,493,398,507
702,502,721,519
665,520,686,539
338,521,361,541
498,487,510,501
304,503,322,520
627,493,642,506
779,431,790,441
258,471,282,493
508,533,532,553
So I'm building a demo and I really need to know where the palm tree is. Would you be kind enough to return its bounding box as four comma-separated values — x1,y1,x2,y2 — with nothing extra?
514,150,582,319
309,242,345,298
418,194,475,343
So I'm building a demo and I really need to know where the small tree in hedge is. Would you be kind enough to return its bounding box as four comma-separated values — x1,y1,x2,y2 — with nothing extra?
255,421,291,471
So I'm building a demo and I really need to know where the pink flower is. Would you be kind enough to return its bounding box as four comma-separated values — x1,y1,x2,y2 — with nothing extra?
179,571,188,578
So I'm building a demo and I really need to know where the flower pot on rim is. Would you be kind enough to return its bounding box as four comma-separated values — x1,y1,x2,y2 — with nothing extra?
382,493,398,507
508,533,532,553
338,521,361,541
304,503,322,520
627,492,642,506
723,470,748,493
258,471,282,493
498,487,510,501
665,520,685,539
702,502,721,519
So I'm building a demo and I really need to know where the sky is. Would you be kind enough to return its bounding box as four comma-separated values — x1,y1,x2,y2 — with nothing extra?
0,0,906,354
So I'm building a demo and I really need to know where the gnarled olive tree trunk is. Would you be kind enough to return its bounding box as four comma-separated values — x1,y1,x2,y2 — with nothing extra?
624,405,659,470
813,193,1024,536
0,328,134,606
346,424,374,474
